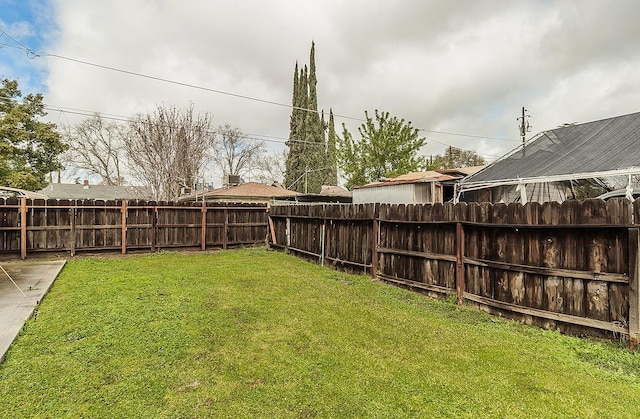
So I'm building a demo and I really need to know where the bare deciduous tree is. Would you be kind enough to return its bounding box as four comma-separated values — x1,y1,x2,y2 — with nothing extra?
62,114,126,185
212,124,265,182
125,104,213,201
255,149,288,185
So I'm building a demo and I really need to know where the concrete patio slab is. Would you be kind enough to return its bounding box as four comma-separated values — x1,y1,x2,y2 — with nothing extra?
0,259,66,363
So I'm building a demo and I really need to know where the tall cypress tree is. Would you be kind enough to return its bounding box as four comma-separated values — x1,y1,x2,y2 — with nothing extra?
299,65,312,192
308,42,318,115
324,109,338,186
285,42,328,193
285,63,302,189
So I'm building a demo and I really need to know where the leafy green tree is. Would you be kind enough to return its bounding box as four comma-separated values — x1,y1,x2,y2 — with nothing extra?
427,146,486,169
0,78,66,190
338,110,427,189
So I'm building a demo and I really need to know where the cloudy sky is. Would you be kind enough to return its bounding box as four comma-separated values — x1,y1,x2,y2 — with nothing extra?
2,0,640,185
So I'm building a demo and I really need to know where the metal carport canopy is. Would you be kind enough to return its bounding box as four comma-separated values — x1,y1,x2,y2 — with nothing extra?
454,167,640,201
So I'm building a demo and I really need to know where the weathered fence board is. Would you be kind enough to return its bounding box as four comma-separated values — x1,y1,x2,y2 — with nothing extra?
268,199,639,344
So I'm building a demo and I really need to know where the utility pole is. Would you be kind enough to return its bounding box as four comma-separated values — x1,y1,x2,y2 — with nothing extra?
304,167,308,194
517,106,531,150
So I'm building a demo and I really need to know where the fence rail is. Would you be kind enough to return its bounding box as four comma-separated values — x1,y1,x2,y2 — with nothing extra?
0,198,268,257
269,200,640,347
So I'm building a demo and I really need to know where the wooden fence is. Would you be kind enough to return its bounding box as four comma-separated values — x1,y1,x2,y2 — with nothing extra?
269,200,640,346
4,197,639,345
0,198,268,257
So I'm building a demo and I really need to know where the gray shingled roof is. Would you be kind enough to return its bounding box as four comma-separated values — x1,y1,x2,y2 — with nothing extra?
463,111,640,183
38,183,153,200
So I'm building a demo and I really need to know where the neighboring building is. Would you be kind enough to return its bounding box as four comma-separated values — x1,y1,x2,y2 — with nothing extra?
38,180,153,201
275,185,352,204
353,169,482,204
178,182,299,205
457,111,640,204
0,186,48,199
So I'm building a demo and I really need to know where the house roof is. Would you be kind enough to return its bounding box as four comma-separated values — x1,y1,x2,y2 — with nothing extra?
319,185,352,197
463,111,640,185
38,183,153,201
436,166,484,177
354,171,458,189
209,182,299,198
186,182,299,201
271,185,352,204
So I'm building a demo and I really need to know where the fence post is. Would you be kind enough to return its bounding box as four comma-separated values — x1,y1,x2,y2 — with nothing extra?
121,200,127,255
151,207,157,252
629,228,640,349
201,202,207,251
372,218,379,279
286,217,291,252
20,197,27,259
320,220,326,266
456,222,465,304
70,204,76,257
223,208,228,249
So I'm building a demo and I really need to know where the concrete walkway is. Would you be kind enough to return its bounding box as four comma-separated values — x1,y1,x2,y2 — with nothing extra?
0,259,66,363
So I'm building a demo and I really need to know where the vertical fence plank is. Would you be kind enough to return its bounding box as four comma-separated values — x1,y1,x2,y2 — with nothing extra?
286,217,291,250
629,228,640,349
121,200,127,254
201,202,207,251
223,208,228,249
523,202,543,310
456,222,464,304
269,215,277,245
372,218,379,278
321,218,326,266
151,206,157,252
70,204,76,256
20,198,27,259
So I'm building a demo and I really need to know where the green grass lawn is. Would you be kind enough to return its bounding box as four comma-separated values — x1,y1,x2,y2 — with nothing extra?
1,248,639,418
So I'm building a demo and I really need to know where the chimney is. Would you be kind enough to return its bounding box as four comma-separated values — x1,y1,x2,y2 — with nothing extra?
83,179,89,189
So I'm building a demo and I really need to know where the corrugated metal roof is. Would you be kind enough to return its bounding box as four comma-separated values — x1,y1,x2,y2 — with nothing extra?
355,171,457,189
463,111,640,183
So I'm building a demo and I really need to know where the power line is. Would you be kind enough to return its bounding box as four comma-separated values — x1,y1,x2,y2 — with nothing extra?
1,31,364,122
49,105,503,160
418,128,516,142
1,27,518,143
0,93,302,146
423,136,502,159
1,92,505,158
42,104,318,148
0,30,33,52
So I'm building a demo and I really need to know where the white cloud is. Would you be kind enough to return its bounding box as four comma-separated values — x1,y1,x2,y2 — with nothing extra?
2,0,637,183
